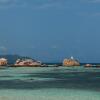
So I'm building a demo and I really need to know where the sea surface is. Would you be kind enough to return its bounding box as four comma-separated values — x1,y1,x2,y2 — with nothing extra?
0,66,100,100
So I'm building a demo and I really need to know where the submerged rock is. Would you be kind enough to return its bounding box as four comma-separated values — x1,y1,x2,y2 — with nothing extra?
63,57,80,66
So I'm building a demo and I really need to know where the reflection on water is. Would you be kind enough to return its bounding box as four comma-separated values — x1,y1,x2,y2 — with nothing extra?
0,67,100,100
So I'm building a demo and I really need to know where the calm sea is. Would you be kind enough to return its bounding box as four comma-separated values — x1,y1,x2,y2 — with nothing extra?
0,66,100,100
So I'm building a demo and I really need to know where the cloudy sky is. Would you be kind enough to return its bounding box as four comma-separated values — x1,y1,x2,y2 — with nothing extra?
0,0,100,62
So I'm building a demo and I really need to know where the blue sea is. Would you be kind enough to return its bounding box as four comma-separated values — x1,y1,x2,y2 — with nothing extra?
0,66,100,100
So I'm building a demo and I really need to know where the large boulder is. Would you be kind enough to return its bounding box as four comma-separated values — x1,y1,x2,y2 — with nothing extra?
0,58,8,66
63,57,80,66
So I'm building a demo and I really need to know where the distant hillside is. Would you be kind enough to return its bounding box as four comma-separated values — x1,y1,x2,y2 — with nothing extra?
0,55,34,64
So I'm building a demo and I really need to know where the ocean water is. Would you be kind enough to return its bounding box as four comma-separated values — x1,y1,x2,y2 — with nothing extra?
0,66,100,100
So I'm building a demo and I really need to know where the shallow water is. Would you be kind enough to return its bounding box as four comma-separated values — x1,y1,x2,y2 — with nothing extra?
0,66,100,100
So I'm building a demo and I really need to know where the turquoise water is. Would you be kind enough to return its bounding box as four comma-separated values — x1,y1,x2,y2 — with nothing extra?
0,66,100,100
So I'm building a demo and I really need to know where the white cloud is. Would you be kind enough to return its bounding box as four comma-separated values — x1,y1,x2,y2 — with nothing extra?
0,0,11,3
0,0,17,4
31,2,61,9
51,45,58,49
83,0,100,3
78,12,100,17
0,0,67,9
0,0,27,8
0,46,7,51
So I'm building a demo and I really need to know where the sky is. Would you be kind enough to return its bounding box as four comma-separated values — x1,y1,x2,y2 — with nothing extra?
0,0,100,63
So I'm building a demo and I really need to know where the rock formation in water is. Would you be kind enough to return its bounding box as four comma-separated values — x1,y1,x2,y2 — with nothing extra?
0,58,8,66
0,54,34,64
63,57,80,66
14,58,42,67
84,64,93,67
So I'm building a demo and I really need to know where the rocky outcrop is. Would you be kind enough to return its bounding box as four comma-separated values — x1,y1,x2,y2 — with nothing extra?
14,58,41,67
84,64,93,67
63,57,80,66
0,58,8,66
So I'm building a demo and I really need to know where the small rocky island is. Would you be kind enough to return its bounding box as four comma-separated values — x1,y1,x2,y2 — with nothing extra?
63,57,80,66
14,58,42,67
0,55,42,67
0,58,8,66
